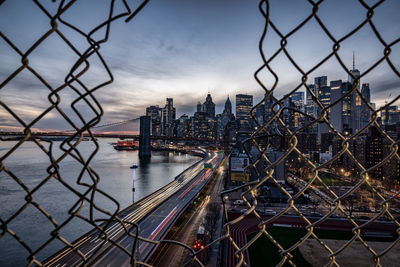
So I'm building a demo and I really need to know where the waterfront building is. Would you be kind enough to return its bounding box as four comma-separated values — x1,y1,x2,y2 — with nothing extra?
176,114,190,138
162,98,176,137
146,105,162,136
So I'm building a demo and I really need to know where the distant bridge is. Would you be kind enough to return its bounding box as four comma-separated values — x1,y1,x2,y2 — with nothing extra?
90,118,140,132
0,118,225,143
0,131,223,143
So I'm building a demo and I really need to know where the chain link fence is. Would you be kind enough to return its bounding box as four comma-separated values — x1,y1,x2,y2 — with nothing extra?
220,0,400,266
0,0,399,266
0,0,150,266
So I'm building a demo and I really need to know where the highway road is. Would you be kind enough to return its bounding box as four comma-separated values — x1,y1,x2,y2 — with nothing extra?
44,151,224,267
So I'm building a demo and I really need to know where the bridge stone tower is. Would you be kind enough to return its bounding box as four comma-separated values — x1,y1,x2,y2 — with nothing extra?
139,116,151,159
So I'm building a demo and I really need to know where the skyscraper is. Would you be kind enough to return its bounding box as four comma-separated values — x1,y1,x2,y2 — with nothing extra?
176,114,190,138
192,111,210,139
202,93,215,118
306,84,318,120
223,95,232,116
318,85,331,109
340,82,353,130
360,83,371,129
146,105,162,136
330,80,345,133
291,91,304,128
162,98,176,137
315,76,327,89
196,101,202,113
349,52,362,132
317,84,331,137
218,96,234,140
236,94,253,131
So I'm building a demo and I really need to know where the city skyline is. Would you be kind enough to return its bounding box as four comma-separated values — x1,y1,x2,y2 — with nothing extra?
1,0,399,131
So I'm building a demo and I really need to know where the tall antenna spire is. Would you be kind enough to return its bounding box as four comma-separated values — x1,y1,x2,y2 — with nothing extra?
352,51,355,71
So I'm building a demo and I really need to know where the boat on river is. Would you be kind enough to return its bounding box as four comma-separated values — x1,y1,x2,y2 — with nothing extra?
113,140,138,151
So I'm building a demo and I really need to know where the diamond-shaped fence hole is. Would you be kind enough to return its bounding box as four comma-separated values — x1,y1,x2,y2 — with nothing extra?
0,168,28,220
58,1,114,39
285,19,334,72
335,26,389,76
0,229,32,266
0,38,24,85
367,1,400,44
0,0,53,52
2,140,52,190
268,0,314,36
1,200,58,253
316,0,371,40
0,69,55,126
27,32,82,90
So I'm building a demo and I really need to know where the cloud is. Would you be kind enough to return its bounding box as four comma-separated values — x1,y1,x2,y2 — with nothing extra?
373,79,400,94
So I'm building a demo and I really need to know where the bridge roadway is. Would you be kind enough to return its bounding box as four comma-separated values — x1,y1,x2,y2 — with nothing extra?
44,151,224,267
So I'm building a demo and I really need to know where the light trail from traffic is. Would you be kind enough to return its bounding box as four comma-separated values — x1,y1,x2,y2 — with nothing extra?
45,151,224,266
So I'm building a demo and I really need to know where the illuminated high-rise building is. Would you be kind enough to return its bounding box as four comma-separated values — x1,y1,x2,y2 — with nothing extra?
236,94,253,131
360,83,371,129
317,79,330,137
349,52,362,132
162,98,176,137
217,96,234,140
315,76,327,89
330,80,343,132
146,105,162,136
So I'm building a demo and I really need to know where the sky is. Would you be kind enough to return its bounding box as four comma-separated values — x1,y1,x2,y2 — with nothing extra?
0,0,399,131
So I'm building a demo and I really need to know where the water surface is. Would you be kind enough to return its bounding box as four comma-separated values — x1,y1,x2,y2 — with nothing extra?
0,138,200,266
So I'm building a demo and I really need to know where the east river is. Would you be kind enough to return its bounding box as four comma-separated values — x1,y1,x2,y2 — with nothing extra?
0,138,201,266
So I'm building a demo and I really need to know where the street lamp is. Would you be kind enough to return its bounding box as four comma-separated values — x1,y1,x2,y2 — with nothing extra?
132,168,136,203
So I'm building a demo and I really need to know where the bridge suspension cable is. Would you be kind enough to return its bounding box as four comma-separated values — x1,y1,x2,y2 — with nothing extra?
91,118,140,129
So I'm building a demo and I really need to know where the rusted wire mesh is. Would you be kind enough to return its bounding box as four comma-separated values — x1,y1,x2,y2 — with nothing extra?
220,0,400,266
0,0,150,266
0,0,399,266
